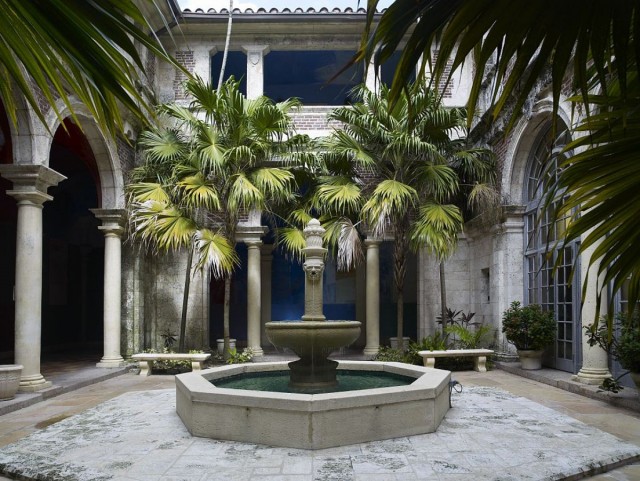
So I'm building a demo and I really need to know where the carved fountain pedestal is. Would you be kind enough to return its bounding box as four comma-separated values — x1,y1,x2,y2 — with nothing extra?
265,219,361,390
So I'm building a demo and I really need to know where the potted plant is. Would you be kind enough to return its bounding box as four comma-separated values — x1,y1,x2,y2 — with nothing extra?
586,311,640,390
502,301,555,370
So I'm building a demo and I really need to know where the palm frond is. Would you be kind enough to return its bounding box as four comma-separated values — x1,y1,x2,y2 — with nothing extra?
194,229,239,278
410,203,464,259
177,174,221,211
0,0,187,137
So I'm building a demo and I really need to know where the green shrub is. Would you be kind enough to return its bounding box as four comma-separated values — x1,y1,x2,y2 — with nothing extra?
226,348,254,364
502,301,555,350
374,346,408,363
446,324,492,349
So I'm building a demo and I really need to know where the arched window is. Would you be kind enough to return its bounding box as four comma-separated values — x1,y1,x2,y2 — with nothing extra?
523,124,580,372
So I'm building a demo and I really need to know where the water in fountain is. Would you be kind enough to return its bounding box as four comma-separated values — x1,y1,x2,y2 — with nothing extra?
265,219,361,390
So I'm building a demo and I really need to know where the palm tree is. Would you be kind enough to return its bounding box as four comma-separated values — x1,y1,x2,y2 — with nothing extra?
358,0,640,320
0,0,185,137
287,83,496,349
128,76,308,355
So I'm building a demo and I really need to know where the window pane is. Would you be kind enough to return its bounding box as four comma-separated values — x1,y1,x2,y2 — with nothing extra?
264,50,364,105
211,52,247,95
380,51,416,86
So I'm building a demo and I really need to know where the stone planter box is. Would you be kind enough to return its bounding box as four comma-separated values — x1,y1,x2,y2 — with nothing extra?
0,365,23,401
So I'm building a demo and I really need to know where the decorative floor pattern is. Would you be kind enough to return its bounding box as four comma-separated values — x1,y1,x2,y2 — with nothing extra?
0,387,638,481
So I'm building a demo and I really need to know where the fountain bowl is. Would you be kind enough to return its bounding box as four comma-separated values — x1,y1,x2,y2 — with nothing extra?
176,361,451,449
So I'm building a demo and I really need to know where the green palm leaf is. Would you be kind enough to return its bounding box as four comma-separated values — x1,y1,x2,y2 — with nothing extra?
0,0,186,137
194,229,239,278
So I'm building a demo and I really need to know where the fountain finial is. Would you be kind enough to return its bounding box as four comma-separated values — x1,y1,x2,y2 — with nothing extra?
265,218,361,389
302,218,326,321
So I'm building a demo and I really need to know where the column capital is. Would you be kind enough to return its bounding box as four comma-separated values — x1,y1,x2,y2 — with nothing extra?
364,238,382,248
242,44,270,56
0,164,66,202
91,209,126,236
236,225,268,244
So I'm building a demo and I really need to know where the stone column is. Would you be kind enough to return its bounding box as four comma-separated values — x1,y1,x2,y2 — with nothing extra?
260,244,274,347
237,225,267,354
243,45,269,99
246,239,263,355
364,238,381,356
573,239,612,384
91,209,126,368
0,165,65,392
491,206,525,360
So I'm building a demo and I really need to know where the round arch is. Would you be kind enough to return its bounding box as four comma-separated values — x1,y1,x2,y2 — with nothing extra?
502,96,572,204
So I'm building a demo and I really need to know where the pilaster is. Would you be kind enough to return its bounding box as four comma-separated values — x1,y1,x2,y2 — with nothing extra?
243,45,270,99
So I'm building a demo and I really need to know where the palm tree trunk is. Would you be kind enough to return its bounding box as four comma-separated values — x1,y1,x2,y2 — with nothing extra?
223,273,232,359
393,228,408,350
439,261,447,334
179,247,194,352
217,0,233,90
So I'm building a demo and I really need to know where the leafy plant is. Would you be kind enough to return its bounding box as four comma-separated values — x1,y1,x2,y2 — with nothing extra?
373,346,408,363
226,348,254,365
502,301,556,351
160,329,177,349
586,311,640,373
446,324,492,350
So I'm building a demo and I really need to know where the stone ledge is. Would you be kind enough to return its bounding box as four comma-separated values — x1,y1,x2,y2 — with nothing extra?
495,362,640,413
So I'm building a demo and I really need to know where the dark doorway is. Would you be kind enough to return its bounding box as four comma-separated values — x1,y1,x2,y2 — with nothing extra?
42,120,104,354
0,100,16,356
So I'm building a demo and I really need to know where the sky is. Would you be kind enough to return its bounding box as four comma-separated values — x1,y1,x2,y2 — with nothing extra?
179,0,393,11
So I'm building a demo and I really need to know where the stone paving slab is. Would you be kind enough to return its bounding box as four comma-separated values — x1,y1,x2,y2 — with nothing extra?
0,386,638,481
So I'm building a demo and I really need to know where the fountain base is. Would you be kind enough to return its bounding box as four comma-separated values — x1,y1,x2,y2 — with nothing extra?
176,361,451,449
288,358,339,390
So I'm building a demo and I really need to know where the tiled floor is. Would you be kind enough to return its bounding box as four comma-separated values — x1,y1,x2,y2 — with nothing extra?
0,358,639,480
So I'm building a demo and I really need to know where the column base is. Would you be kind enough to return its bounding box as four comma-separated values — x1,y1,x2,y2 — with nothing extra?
96,356,125,368
572,367,612,385
363,346,380,356
19,374,52,392
250,347,264,356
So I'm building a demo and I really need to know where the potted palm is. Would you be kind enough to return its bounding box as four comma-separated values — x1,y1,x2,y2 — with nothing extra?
502,301,556,370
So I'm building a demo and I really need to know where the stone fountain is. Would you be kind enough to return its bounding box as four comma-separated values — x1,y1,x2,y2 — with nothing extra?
175,220,451,449
265,219,361,389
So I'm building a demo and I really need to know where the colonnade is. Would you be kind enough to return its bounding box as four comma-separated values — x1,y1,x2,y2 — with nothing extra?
0,163,613,390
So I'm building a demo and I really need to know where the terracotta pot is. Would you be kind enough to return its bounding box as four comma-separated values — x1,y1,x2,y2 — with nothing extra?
0,364,23,401
517,350,544,370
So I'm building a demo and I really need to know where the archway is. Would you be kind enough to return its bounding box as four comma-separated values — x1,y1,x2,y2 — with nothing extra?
0,99,16,356
42,120,104,353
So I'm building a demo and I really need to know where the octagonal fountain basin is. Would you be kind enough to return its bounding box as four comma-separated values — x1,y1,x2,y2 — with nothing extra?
176,361,451,450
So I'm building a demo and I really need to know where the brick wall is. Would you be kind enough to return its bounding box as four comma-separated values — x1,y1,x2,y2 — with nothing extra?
291,107,341,132
117,136,136,174
173,51,195,100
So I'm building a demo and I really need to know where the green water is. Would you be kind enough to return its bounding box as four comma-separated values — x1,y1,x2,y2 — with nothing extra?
212,370,414,394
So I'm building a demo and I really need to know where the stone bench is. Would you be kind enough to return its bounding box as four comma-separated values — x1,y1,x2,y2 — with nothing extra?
418,349,494,372
131,353,211,376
